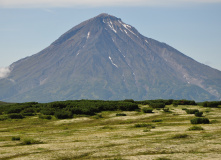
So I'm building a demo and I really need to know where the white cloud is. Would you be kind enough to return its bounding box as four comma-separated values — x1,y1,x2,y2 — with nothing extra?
0,0,221,8
0,67,11,79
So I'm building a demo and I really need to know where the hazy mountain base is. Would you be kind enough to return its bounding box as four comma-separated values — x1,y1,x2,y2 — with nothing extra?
1,79,216,103
0,105,221,160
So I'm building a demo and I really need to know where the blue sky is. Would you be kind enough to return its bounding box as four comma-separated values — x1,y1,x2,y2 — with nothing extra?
0,0,221,73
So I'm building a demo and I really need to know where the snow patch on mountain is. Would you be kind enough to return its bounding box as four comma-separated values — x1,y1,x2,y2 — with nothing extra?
109,56,118,68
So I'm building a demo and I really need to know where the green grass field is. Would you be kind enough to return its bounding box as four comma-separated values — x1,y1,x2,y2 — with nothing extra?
0,104,221,160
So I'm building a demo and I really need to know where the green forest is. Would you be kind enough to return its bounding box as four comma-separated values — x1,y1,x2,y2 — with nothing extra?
0,99,220,120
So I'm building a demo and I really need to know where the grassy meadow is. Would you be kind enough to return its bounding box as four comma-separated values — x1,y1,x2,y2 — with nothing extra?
0,101,221,160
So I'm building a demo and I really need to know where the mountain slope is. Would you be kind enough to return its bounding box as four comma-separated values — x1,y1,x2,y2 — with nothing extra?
0,13,221,102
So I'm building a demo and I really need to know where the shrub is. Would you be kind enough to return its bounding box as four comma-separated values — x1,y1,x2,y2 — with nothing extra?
188,126,204,131
21,138,43,145
194,111,203,117
190,117,210,124
155,158,171,160
142,107,153,113
182,108,187,110
116,113,127,116
172,102,179,107
163,108,170,112
202,101,221,108
40,108,55,115
6,107,23,114
8,113,24,119
172,134,188,139
152,119,163,122
11,136,20,141
149,103,165,109
54,111,73,119
186,109,199,114
134,123,155,128
118,102,139,111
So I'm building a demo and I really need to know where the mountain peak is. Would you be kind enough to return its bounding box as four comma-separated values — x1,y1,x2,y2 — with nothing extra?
0,14,221,102
95,13,121,21
97,13,110,17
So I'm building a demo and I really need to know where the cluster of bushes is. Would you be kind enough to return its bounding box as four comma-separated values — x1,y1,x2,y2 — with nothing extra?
186,108,208,124
201,101,221,108
136,99,196,108
152,119,163,122
188,126,204,131
136,99,174,105
142,107,153,113
172,100,196,106
172,134,188,139
185,109,199,114
163,108,170,112
0,102,39,119
186,109,203,117
149,103,165,109
40,100,139,119
0,100,139,120
190,117,210,124
134,123,155,128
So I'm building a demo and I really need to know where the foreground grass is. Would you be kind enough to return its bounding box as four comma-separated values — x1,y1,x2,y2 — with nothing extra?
0,105,221,160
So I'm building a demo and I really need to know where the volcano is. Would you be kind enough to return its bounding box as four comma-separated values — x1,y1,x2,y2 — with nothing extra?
1,13,221,102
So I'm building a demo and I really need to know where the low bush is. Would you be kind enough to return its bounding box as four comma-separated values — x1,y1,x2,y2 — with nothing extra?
142,107,153,113
186,109,199,114
155,158,171,160
152,119,163,122
172,133,188,139
155,158,172,160
21,138,43,145
149,103,165,109
134,123,155,128
188,126,204,131
54,111,73,119
190,117,210,124
8,113,24,119
11,136,21,141
116,113,127,116
202,101,221,108
194,111,203,117
163,108,170,112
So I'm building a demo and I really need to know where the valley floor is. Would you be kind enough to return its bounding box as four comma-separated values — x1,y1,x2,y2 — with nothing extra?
0,105,221,160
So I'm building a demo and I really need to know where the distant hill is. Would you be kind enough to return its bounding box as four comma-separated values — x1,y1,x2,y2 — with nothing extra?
0,13,221,102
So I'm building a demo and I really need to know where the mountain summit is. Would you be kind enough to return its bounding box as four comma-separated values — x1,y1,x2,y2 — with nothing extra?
1,13,221,102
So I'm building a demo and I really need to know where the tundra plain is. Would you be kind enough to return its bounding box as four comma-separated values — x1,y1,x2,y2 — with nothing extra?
0,104,221,160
